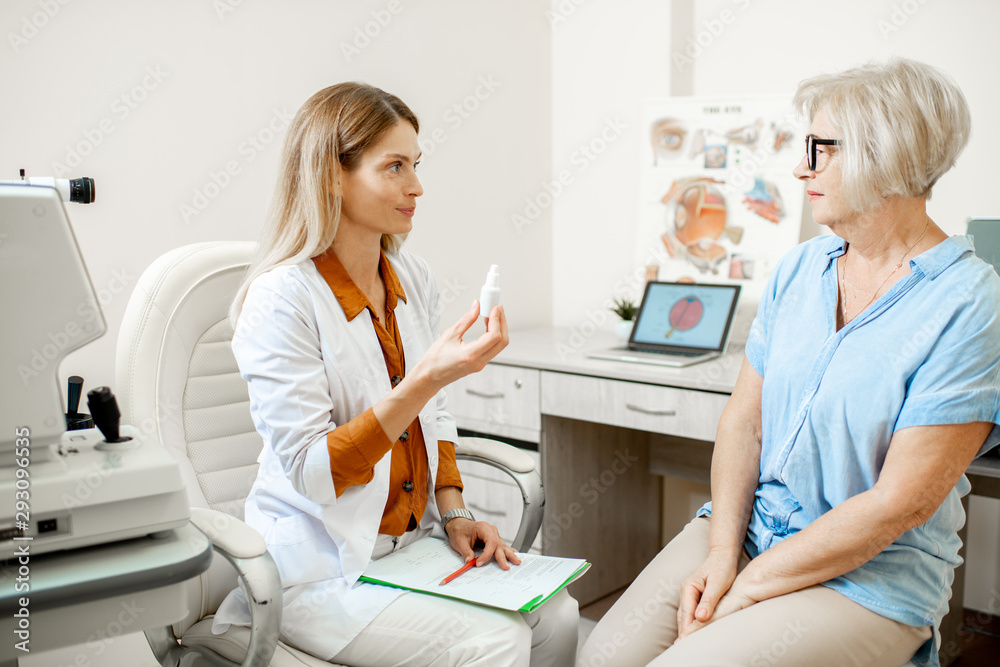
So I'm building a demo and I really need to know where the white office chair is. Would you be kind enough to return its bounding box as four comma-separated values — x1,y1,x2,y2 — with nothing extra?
115,241,544,667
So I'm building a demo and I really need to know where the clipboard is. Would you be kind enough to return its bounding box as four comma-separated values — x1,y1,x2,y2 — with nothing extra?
359,537,590,613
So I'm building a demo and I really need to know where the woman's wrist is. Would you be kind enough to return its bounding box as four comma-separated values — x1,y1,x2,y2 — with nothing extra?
444,516,474,538
402,362,444,402
706,525,748,561
729,564,765,603
707,544,743,561
705,508,752,555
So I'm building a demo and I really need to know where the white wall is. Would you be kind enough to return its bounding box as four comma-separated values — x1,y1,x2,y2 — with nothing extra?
1,0,553,398
550,0,675,343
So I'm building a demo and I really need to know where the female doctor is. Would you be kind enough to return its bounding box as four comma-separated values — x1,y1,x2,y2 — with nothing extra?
212,82,579,666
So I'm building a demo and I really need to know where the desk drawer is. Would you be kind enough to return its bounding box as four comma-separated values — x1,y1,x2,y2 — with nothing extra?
446,365,541,442
540,372,729,441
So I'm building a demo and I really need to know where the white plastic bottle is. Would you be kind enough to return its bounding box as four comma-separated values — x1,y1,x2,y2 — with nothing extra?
479,264,501,319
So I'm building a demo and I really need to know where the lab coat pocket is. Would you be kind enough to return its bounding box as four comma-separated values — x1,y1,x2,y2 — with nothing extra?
267,512,316,545
266,513,338,587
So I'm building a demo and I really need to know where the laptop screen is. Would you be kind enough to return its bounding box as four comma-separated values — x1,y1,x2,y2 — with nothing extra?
629,281,741,353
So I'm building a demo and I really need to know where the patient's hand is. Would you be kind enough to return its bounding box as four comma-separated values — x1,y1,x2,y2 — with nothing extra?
445,518,522,571
676,550,740,639
676,581,756,640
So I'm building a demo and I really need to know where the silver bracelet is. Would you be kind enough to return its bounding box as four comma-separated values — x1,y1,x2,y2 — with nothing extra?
441,507,475,528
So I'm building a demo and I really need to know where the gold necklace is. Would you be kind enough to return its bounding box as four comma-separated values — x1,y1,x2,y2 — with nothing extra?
839,219,930,325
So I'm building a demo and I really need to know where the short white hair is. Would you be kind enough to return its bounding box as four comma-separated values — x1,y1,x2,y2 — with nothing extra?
794,58,971,212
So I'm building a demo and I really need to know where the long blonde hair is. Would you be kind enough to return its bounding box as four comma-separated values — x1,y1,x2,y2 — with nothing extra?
230,82,419,326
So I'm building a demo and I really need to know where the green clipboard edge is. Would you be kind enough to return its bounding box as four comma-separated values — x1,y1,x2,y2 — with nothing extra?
518,562,591,612
359,561,591,613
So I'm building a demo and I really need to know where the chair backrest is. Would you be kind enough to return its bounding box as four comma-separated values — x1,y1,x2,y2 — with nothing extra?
116,241,261,631
117,241,261,517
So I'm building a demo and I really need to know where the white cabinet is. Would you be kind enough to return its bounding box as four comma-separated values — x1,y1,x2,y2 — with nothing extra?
446,365,541,443
540,371,729,442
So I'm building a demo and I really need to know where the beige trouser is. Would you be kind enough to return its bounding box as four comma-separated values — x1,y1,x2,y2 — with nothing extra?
332,528,580,667
577,517,931,667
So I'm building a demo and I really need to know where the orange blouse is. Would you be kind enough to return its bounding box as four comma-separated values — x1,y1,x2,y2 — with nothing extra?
312,250,463,536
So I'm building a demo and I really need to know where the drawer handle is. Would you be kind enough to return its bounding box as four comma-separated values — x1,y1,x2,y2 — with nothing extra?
625,403,677,417
466,389,505,399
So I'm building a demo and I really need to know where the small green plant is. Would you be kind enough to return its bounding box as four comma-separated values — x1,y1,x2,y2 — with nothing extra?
610,297,638,321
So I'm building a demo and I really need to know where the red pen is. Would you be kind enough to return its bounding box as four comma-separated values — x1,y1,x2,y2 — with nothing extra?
440,559,476,585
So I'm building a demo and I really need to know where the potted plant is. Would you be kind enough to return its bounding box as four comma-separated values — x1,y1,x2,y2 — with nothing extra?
610,297,638,340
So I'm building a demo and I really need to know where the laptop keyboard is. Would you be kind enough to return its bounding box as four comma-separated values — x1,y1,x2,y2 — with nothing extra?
638,348,705,357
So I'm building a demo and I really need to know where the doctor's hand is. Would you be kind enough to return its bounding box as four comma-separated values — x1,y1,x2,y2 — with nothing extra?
411,300,508,390
445,517,521,571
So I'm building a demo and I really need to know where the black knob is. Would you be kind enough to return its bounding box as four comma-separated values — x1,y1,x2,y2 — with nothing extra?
87,386,122,443
67,376,84,414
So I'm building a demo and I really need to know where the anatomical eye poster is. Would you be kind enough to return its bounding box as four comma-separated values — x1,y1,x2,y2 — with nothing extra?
635,95,807,292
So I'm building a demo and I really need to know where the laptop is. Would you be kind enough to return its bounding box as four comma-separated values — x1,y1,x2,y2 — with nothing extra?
587,281,741,368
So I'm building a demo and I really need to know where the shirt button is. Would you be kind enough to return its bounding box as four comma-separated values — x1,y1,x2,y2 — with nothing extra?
399,430,409,441
402,480,414,492
391,375,403,387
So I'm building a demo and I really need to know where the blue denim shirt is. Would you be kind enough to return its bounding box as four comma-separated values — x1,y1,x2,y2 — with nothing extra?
699,234,1000,667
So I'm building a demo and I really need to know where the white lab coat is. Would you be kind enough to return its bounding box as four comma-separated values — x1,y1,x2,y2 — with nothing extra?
213,249,459,657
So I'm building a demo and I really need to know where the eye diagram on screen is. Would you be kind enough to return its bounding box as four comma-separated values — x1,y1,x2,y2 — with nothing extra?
631,283,738,351
664,296,703,338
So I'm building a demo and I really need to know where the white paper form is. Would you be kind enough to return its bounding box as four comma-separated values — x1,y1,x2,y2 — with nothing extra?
360,537,590,612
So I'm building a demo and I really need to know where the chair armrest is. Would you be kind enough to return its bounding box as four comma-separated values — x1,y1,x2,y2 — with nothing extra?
455,437,536,473
190,507,267,559
172,508,282,667
455,437,545,553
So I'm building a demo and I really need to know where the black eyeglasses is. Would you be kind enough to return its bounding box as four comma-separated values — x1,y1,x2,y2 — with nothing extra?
805,134,840,171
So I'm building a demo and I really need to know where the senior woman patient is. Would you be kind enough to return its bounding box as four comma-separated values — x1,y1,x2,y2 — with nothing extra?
212,82,578,666
578,58,1000,667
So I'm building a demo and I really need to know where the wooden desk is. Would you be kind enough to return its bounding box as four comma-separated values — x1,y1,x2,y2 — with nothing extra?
448,326,1000,664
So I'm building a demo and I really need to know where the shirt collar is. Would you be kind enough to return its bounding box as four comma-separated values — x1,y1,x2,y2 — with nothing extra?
910,235,973,279
822,233,972,280
823,234,847,260
312,249,407,322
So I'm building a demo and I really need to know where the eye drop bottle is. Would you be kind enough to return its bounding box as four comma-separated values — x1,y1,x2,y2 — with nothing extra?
479,265,500,319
